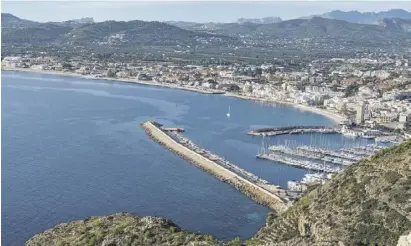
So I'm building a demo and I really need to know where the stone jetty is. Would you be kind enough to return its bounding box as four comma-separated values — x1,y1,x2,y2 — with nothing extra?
248,125,337,136
141,121,288,213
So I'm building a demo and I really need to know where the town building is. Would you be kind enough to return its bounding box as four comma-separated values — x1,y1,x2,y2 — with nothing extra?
356,102,366,125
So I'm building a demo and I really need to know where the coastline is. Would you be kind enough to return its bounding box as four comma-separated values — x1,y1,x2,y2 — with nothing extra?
225,93,344,124
1,67,224,95
2,67,344,124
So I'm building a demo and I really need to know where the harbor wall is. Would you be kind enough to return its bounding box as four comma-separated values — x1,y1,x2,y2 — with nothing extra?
141,121,287,213
248,126,337,136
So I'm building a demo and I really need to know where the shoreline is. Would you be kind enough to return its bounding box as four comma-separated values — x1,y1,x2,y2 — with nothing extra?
2,67,344,124
1,67,224,95
225,93,344,124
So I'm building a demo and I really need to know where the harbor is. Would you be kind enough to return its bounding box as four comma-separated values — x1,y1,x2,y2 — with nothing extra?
141,121,290,213
246,122,399,178
254,135,392,175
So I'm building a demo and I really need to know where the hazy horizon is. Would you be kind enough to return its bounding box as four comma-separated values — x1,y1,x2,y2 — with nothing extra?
2,1,411,23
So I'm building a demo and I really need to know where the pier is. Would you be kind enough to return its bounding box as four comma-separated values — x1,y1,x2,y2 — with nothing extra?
269,145,355,166
257,142,391,173
248,125,337,136
257,153,342,173
141,121,288,213
297,146,362,162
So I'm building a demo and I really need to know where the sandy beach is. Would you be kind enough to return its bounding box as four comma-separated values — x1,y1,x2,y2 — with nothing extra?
225,93,345,124
2,67,345,123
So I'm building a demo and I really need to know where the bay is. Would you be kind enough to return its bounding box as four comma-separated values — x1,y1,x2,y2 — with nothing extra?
1,71,367,245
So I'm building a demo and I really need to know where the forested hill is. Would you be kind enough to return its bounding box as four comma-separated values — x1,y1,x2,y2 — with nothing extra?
1,13,236,46
2,13,411,49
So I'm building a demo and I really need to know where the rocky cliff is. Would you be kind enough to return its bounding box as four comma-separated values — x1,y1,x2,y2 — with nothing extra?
26,141,411,246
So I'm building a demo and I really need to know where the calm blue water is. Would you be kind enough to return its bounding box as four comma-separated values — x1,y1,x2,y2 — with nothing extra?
1,71,369,246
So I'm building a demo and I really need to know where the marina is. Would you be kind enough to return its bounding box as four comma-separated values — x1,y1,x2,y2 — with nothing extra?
254,133,392,174
258,141,392,172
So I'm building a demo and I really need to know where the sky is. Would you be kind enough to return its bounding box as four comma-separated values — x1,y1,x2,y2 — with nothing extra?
2,1,411,23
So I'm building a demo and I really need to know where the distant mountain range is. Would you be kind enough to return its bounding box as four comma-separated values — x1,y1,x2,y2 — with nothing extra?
1,13,94,29
49,17,94,28
250,17,409,40
2,12,411,50
1,13,235,46
374,18,411,33
1,13,38,29
237,16,282,24
168,16,411,41
306,9,411,24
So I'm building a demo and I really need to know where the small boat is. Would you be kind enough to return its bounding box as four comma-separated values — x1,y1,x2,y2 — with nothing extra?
226,105,231,118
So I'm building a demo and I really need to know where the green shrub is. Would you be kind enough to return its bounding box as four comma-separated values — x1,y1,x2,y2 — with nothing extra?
384,171,402,184
227,237,242,246
245,239,263,245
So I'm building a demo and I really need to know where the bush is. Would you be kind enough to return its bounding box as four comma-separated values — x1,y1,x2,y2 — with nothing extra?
344,84,360,97
384,171,402,184
245,239,263,245
144,230,153,239
227,237,242,246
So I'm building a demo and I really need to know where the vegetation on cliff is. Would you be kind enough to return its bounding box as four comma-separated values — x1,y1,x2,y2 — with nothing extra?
25,213,219,246
26,141,411,246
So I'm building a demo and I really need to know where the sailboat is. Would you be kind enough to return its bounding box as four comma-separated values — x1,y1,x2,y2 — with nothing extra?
257,135,266,156
226,105,231,118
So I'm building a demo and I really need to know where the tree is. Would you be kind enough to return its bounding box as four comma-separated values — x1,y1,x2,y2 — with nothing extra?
339,103,348,115
344,84,360,97
404,121,411,133
254,68,262,78
227,237,242,246
62,63,72,70
106,69,116,78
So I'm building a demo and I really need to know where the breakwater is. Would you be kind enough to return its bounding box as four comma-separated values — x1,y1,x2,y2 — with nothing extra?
248,125,337,136
141,121,288,213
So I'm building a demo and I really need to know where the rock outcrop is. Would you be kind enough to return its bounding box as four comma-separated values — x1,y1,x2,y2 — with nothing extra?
397,231,411,246
25,213,218,246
